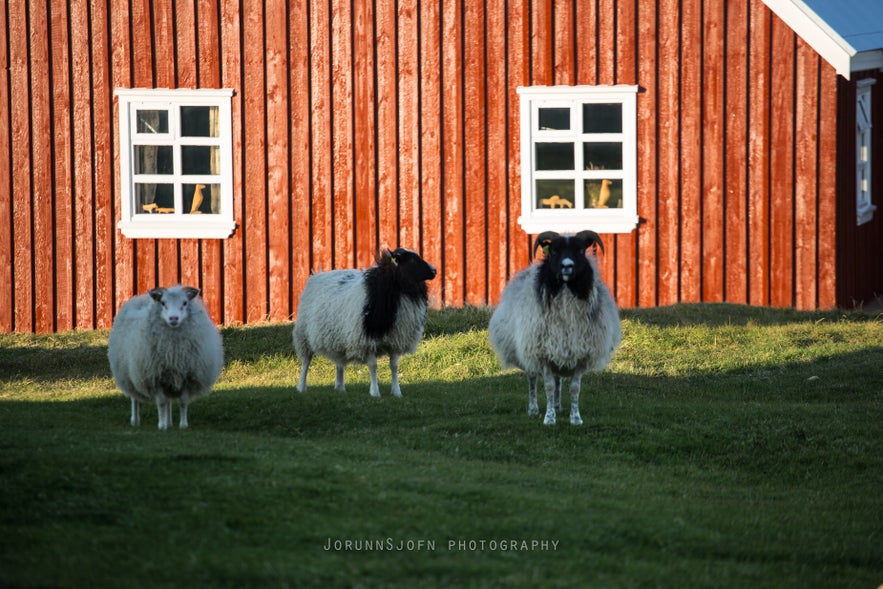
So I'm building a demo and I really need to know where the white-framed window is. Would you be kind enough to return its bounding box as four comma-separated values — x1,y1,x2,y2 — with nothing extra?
856,79,876,226
115,88,236,239
517,85,639,234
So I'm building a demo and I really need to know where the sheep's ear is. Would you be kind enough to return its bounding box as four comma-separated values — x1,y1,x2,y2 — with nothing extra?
532,231,559,260
575,230,605,255
148,288,165,302
183,286,201,300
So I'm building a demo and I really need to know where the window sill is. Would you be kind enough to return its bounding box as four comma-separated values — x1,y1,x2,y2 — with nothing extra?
857,204,877,226
518,213,639,235
118,219,238,239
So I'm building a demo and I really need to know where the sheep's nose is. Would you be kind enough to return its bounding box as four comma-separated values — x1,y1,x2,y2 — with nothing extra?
560,258,574,281
428,264,437,279
167,316,180,327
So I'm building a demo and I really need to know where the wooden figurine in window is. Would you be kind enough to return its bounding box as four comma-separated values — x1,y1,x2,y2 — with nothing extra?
539,194,573,209
596,179,612,208
189,184,205,214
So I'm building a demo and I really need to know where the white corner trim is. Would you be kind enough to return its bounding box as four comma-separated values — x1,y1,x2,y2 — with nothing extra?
761,0,856,79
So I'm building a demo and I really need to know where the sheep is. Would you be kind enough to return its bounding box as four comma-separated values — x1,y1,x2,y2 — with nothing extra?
293,248,437,397
488,230,621,425
107,286,224,430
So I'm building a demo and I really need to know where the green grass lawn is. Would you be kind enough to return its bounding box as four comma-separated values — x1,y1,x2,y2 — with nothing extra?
1,304,881,588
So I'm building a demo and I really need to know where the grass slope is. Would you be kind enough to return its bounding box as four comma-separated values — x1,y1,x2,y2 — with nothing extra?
0,304,881,588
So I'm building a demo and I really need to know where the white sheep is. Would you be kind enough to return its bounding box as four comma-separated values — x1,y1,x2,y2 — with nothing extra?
489,230,621,425
293,248,437,397
107,286,224,429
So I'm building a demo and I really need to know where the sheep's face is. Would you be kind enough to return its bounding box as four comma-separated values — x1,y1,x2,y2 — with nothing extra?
533,231,605,302
390,248,437,283
149,286,201,328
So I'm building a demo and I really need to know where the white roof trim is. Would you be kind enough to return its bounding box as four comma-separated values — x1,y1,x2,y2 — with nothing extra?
763,0,883,79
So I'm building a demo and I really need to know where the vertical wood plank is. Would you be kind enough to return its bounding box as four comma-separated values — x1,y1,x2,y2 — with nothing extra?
486,0,509,303
636,0,658,307
678,0,702,303
748,0,771,306
71,0,95,329
702,0,725,303
816,64,837,309
243,0,268,321
221,0,245,324
554,0,575,85
656,0,679,306
376,0,398,253
398,0,421,256
420,0,443,305
507,0,530,273
794,38,819,310
0,0,12,331
290,0,312,313
310,0,334,272
597,0,614,85
50,0,74,330
769,16,795,307
267,0,291,319
352,0,377,269
532,0,553,85
441,0,464,305
464,0,487,304
31,0,56,331
576,0,598,86
332,0,355,269
725,0,749,304
95,0,116,327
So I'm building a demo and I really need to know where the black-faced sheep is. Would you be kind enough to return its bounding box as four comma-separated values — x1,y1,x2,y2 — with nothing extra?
489,230,621,425
107,286,224,429
293,248,437,397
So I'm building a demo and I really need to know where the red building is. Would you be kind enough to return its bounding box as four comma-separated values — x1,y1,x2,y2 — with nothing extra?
2,0,882,333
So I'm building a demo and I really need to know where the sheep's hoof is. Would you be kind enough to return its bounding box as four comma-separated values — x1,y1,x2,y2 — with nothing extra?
528,405,539,416
570,414,583,426
543,413,556,426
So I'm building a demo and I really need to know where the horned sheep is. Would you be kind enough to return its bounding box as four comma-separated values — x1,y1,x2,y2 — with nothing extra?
107,286,224,430
489,230,621,425
293,248,437,397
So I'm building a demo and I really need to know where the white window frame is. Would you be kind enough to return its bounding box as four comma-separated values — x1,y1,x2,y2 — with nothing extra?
517,85,639,234
856,79,876,226
115,88,236,239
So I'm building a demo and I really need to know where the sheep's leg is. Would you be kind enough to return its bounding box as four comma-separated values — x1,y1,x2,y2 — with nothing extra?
179,396,189,429
569,372,583,426
527,375,539,416
156,396,170,430
130,398,141,426
389,354,402,398
367,355,381,398
554,377,562,413
296,352,312,393
334,364,346,392
542,368,558,426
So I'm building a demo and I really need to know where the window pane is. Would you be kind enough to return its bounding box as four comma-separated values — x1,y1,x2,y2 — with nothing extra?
536,142,574,170
135,183,175,214
181,145,219,175
584,179,622,209
184,183,221,214
134,145,173,174
181,106,220,137
136,110,168,134
538,108,570,131
536,179,575,209
583,103,622,133
583,142,622,170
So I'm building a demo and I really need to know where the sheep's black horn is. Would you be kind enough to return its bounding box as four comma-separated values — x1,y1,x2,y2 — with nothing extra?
575,230,605,255
532,231,560,261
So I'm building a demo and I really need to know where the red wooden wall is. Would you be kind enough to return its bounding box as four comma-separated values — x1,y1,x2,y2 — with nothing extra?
0,0,864,333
